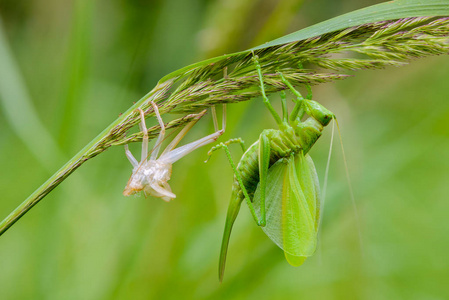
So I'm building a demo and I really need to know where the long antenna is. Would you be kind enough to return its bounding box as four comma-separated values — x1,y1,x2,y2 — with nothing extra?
317,119,335,265
320,120,335,228
335,119,364,254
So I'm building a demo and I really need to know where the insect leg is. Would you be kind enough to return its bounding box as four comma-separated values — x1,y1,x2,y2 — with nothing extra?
212,104,226,132
256,131,271,227
137,108,149,162
159,129,224,164
159,106,225,163
162,105,225,157
231,130,272,228
208,143,261,224
205,138,245,163
297,61,314,100
305,85,313,100
149,101,166,160
221,104,227,132
278,72,306,122
124,144,138,167
219,195,240,282
252,55,283,126
211,106,219,132
160,117,201,156
280,91,288,122
124,109,145,166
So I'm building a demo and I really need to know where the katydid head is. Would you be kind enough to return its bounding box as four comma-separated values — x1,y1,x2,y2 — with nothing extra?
305,100,335,126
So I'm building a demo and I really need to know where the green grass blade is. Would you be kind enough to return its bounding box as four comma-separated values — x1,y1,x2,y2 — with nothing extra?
252,0,449,49
1,0,449,237
57,0,94,149
0,18,64,171
0,80,173,236
160,0,449,82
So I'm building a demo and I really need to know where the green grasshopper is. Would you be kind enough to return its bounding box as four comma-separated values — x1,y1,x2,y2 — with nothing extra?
207,56,335,281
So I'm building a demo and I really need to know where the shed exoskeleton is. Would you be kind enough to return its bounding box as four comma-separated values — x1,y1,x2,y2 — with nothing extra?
124,101,226,201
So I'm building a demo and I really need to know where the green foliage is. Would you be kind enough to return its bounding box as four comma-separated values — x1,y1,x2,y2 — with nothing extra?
1,0,449,299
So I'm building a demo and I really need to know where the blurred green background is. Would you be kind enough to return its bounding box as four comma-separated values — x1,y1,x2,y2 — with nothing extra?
1,0,449,299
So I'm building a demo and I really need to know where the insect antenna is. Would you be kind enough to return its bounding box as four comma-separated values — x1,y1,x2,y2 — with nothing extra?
320,119,335,226
316,119,335,265
335,118,364,254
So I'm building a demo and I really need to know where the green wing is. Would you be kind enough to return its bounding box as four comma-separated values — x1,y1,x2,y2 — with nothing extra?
253,153,321,266
296,154,321,233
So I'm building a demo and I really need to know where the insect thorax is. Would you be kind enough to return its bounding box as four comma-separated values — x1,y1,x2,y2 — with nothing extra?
263,118,324,161
125,160,173,195
232,117,325,201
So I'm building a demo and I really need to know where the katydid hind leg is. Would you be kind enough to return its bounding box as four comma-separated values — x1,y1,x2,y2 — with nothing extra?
212,143,254,282
218,192,244,282
223,131,271,228
209,144,260,224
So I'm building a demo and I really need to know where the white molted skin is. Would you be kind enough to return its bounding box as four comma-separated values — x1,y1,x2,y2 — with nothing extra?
123,102,225,201
124,160,174,201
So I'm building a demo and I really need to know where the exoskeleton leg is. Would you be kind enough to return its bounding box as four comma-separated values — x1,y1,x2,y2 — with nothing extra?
124,107,149,167
159,105,226,164
149,101,166,160
124,145,138,168
136,108,149,162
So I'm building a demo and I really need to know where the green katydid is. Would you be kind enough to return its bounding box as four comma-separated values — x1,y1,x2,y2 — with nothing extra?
207,56,335,281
